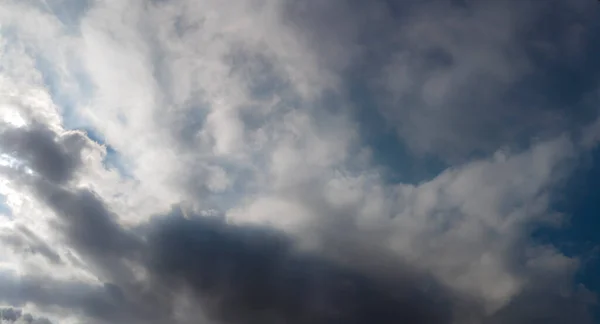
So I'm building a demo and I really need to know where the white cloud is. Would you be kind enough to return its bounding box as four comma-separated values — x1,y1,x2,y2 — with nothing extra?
227,134,577,312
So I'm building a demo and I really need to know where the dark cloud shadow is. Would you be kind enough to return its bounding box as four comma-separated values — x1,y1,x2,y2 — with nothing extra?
144,209,459,324
0,122,89,184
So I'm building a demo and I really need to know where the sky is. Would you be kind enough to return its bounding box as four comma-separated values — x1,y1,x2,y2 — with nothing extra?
0,0,599,323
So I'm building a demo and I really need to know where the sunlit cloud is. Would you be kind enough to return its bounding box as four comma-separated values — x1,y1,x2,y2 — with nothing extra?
0,109,26,128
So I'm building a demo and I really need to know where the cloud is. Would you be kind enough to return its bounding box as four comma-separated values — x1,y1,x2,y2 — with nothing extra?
280,0,600,161
0,0,599,323
145,210,459,324
228,134,579,312
485,285,597,324
0,119,588,323
0,307,52,324
0,225,62,264
0,271,135,324
2,155,459,324
0,122,89,184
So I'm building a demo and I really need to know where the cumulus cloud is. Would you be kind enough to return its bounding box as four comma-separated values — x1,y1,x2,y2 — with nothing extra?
0,0,599,323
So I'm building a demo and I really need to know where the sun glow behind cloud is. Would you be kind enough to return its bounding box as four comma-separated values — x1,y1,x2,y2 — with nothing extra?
1,109,27,128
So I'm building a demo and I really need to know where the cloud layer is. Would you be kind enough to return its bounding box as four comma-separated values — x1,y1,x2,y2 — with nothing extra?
0,0,599,323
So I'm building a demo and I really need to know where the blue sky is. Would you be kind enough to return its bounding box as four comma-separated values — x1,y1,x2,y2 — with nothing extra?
0,0,599,323
0,194,11,218
540,145,600,318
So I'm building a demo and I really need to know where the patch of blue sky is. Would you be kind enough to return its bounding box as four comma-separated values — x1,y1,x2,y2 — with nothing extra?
33,0,91,32
83,127,133,179
0,194,12,218
0,25,17,44
31,50,132,179
345,78,447,185
33,54,95,128
524,22,600,320
533,146,600,320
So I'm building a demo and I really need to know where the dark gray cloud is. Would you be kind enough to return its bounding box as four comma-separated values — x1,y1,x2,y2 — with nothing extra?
0,111,593,324
0,123,473,323
0,122,89,183
0,307,21,322
0,122,140,281
10,165,599,324
144,209,460,324
283,0,600,162
0,225,62,264
0,115,454,323
0,271,138,324
36,185,141,262
0,307,52,324
3,168,599,324
9,196,598,324
13,171,462,323
0,179,461,324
